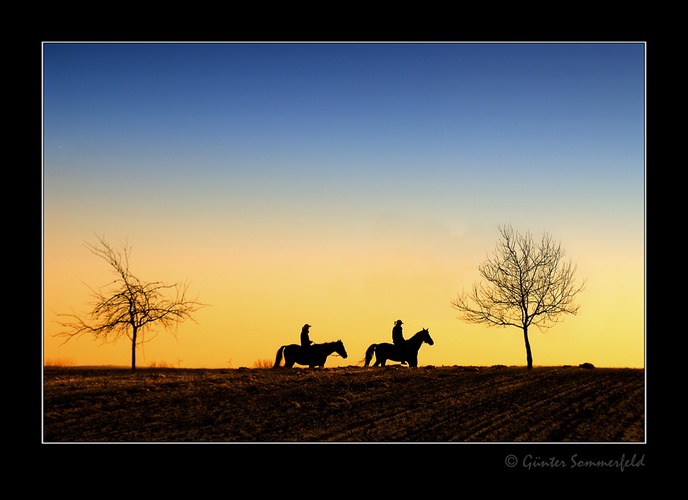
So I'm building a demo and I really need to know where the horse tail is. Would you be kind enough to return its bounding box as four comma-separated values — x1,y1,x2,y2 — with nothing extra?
273,346,286,368
364,344,377,367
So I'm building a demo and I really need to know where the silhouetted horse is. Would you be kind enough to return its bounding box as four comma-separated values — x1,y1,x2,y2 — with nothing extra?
273,340,348,368
364,328,434,367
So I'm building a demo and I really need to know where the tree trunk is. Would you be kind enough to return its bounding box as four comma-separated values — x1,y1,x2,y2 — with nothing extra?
131,327,137,371
523,327,533,369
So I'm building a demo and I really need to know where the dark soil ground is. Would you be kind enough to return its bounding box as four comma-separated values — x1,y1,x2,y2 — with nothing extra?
43,365,644,443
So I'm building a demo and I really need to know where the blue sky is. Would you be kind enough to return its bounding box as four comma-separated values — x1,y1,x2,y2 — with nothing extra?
44,43,644,225
43,42,645,368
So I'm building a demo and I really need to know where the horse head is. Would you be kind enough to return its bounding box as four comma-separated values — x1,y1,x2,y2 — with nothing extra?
335,339,348,359
420,328,434,345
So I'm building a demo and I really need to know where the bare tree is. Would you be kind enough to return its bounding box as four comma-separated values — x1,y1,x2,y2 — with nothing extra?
56,235,206,370
451,224,585,369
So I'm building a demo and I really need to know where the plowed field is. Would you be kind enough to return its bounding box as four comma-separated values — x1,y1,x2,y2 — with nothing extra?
43,365,644,442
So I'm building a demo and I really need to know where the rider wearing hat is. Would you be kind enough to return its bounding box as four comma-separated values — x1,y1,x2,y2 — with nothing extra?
301,324,313,349
392,319,407,364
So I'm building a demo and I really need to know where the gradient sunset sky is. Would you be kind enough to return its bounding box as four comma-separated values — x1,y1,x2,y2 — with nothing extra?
42,42,645,369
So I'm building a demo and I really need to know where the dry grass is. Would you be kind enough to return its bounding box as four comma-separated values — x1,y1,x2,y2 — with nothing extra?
43,365,644,443
252,358,274,368
44,359,77,368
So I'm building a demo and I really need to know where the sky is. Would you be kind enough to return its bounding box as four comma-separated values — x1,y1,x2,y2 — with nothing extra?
42,42,645,369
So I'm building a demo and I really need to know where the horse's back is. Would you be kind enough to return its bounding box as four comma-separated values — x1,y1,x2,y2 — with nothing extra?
376,342,394,350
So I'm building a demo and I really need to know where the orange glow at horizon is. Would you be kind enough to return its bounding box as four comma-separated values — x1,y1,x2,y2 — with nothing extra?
43,221,644,370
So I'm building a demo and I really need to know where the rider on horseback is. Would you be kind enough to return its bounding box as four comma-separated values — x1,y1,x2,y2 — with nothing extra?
392,319,407,365
301,324,313,349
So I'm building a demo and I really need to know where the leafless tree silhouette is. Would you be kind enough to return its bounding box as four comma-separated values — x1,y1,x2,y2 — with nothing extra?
55,235,206,370
452,224,585,369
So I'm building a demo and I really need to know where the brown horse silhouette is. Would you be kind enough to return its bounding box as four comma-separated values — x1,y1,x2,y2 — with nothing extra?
273,340,348,368
364,328,434,367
